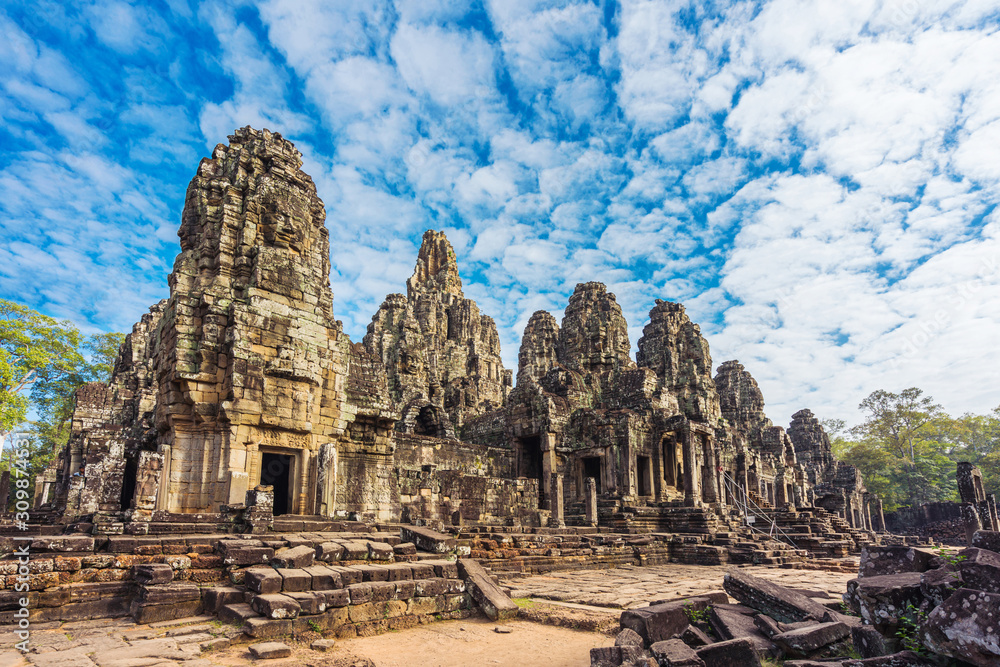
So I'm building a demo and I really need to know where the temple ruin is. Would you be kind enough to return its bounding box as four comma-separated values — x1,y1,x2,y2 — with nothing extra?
34,127,884,548
7,128,913,636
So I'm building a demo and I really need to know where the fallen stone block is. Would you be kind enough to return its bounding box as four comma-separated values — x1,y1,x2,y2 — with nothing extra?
457,558,517,621
312,638,336,651
620,597,712,645
852,624,891,659
918,565,962,607
249,641,292,659
678,624,712,647
650,638,705,666
921,588,1000,666
772,621,850,657
723,569,829,623
614,628,643,647
753,613,782,638
272,545,315,568
843,573,924,632
251,593,301,620
695,637,761,667
956,546,1000,593
590,646,624,667
858,546,934,578
708,604,778,656
972,530,1000,551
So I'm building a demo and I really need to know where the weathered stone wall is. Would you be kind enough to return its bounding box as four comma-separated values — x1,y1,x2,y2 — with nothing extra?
393,433,537,526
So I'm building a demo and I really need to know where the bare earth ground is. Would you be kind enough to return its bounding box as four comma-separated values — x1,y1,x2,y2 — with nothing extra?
0,563,858,667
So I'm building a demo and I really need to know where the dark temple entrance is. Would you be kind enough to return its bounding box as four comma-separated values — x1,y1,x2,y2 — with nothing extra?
517,435,545,506
582,456,601,494
261,453,293,516
119,456,138,510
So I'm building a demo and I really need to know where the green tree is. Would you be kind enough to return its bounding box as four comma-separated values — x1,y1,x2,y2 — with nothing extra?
0,300,85,457
849,388,948,508
942,409,1000,465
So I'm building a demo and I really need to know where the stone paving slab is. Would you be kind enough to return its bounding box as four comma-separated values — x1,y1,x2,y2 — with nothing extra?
506,563,856,610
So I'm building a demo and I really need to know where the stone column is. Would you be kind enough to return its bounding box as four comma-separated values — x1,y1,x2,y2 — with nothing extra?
774,470,787,507
976,500,993,533
585,478,598,526
549,475,565,528
682,428,699,507
701,433,719,504
156,445,171,511
316,443,337,517
869,496,886,532
987,494,1000,531
961,502,982,546
541,433,556,511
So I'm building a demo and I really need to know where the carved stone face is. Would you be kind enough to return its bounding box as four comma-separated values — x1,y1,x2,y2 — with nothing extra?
261,196,307,252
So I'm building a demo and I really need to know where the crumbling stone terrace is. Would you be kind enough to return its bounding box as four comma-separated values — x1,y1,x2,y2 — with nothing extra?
1,128,922,640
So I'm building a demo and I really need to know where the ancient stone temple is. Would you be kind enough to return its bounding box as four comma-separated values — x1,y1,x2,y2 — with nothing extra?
39,127,882,550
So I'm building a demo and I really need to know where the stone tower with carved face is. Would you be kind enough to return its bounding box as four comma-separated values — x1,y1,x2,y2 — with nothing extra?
153,127,396,517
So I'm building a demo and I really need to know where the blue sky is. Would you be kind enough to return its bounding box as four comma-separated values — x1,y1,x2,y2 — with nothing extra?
2,0,999,427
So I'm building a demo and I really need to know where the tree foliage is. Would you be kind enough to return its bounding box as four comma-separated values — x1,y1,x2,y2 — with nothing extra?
833,387,1000,511
0,300,85,443
0,300,122,497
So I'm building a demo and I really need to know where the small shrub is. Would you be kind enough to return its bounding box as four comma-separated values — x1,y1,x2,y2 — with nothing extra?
683,602,711,625
896,603,928,655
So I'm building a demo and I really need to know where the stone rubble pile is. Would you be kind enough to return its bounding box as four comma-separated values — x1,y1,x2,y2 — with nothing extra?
592,533,1000,667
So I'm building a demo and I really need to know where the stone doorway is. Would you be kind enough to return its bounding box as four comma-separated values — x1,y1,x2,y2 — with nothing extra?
517,435,545,505
261,452,293,516
119,456,138,510
637,455,652,497
582,456,601,494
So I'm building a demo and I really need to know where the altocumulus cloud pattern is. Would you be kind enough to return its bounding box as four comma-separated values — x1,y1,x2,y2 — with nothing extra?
1,0,999,424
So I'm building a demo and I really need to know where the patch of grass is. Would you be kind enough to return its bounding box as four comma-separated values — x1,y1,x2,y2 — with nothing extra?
759,657,783,667
512,597,537,609
308,619,322,632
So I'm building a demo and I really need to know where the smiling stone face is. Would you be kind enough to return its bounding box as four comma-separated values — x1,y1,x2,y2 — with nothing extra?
259,186,313,255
